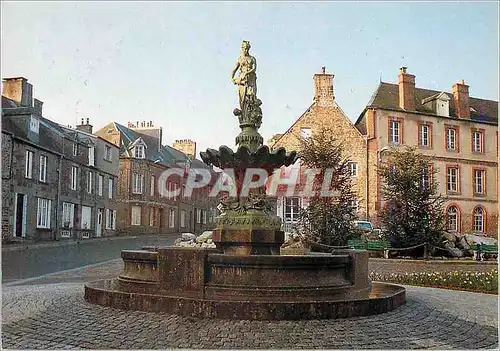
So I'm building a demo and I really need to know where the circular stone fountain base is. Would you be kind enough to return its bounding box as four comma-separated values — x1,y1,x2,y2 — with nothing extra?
84,247,406,320
85,280,405,320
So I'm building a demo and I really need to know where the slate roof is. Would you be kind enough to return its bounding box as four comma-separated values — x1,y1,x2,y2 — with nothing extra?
361,82,498,124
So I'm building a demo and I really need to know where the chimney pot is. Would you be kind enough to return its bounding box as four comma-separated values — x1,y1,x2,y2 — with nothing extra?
460,79,466,85
81,118,84,125
86,118,89,125
400,66,407,74
321,66,326,74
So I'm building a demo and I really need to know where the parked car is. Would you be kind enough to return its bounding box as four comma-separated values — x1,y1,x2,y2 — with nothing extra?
353,221,374,233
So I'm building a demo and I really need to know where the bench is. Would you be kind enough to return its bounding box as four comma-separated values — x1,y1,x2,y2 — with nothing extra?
347,239,366,250
366,240,390,258
468,244,498,261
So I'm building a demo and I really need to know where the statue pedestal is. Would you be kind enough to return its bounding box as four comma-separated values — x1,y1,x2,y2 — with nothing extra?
213,211,284,255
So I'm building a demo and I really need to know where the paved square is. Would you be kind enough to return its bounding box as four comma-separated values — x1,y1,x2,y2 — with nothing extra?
2,282,498,349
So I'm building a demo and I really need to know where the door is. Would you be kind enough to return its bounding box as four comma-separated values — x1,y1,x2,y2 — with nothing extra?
15,194,27,238
96,208,103,237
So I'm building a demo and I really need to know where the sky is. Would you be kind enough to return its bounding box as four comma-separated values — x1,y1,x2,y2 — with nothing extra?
2,2,499,157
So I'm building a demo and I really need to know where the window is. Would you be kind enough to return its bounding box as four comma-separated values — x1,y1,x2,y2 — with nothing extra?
71,166,78,190
473,169,485,195
389,120,400,144
203,210,207,224
150,176,155,196
421,166,430,189
106,209,116,230
284,197,301,223
300,128,312,139
149,207,155,226
104,145,112,161
167,181,173,199
348,162,358,177
132,173,144,194
445,126,459,151
98,175,104,196
446,167,459,193
419,124,431,147
73,143,78,156
37,198,52,228
180,210,186,227
87,171,93,194
350,199,359,214
39,155,47,182
169,209,175,228
134,145,145,159
131,206,141,226
25,150,33,179
108,178,113,199
197,209,201,223
81,206,92,229
472,130,484,153
446,206,459,232
62,202,75,228
473,207,485,233
88,146,95,166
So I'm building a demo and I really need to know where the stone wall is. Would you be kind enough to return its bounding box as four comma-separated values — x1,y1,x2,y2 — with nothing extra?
2,132,13,242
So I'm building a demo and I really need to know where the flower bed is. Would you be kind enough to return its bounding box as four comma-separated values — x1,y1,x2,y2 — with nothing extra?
370,269,498,294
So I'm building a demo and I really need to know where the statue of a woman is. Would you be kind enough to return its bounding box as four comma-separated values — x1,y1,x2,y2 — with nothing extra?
231,41,257,111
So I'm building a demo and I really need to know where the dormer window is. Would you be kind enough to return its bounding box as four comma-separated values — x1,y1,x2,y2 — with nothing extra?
134,145,145,159
422,92,450,117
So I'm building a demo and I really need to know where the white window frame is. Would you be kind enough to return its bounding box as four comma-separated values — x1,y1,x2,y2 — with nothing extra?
169,208,175,228
420,124,429,147
62,202,75,228
39,155,47,182
150,175,155,197
447,167,459,192
81,206,92,229
71,166,78,190
180,210,186,228
474,170,485,195
348,162,358,177
37,198,52,229
389,121,400,144
108,178,113,199
131,206,141,226
73,143,78,156
98,174,104,196
203,210,207,224
88,146,95,166
421,166,430,189
447,206,458,232
132,173,144,194
446,128,456,150
284,197,301,223
149,207,155,226
25,150,33,179
472,131,483,153
134,145,145,159
473,207,484,233
104,144,112,161
87,171,93,194
196,209,201,224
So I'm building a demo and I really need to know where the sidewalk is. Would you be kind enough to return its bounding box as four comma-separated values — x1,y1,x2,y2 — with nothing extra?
1,233,180,252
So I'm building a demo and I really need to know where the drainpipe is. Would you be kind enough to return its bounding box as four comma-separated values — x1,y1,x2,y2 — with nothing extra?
365,136,369,221
55,154,63,240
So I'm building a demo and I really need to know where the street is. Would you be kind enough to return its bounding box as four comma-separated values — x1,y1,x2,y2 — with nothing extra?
1,234,177,284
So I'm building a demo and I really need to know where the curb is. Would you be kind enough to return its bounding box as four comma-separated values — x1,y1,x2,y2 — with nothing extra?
369,257,498,265
1,233,180,252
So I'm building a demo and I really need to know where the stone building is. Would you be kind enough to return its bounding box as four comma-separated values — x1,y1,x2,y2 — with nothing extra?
356,67,498,236
270,67,498,237
95,121,218,235
1,77,120,242
270,67,370,226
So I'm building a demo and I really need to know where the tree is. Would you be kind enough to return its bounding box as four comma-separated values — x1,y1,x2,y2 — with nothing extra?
378,146,445,249
296,127,360,247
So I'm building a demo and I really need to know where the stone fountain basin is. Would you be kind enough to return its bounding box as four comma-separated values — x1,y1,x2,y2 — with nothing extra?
84,247,406,320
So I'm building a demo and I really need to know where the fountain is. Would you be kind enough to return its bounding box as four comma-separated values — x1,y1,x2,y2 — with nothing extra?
84,41,405,320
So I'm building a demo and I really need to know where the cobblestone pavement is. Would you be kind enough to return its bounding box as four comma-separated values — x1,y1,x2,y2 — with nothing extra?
2,282,498,349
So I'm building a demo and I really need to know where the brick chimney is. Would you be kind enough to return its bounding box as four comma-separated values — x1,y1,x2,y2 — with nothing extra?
313,67,335,107
173,139,197,160
452,79,470,119
398,67,416,111
76,117,93,134
2,77,33,107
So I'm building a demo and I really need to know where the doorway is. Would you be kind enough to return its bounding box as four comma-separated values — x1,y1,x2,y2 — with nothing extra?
14,193,27,238
96,208,103,237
